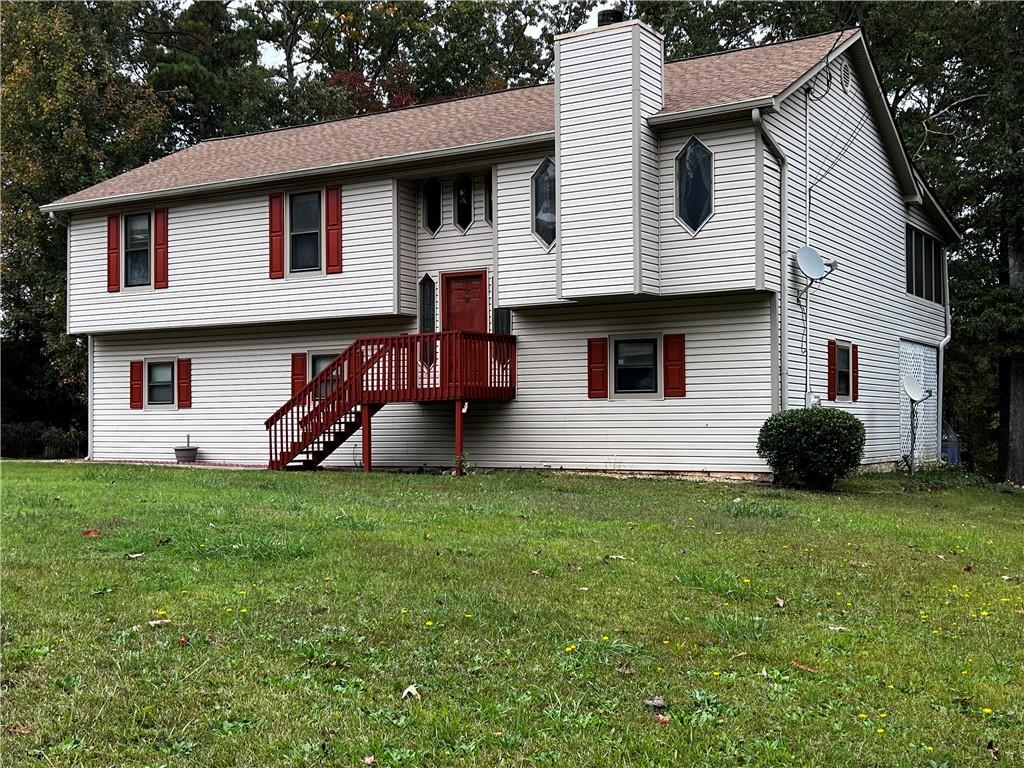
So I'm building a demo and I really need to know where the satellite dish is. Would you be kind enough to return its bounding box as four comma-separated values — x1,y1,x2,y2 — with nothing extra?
796,245,827,280
902,375,925,402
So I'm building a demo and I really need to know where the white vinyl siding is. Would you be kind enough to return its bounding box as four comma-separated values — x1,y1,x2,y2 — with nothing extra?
90,293,773,474
397,179,418,315
765,52,947,463
66,179,397,334
658,123,758,294
495,155,559,307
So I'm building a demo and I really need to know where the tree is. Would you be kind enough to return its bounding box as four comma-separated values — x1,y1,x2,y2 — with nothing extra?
1,1,168,430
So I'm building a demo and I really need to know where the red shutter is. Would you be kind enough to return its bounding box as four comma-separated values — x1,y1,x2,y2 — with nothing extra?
827,339,837,401
269,194,284,279
154,208,169,289
587,338,608,399
107,214,120,292
664,334,686,397
851,344,860,402
290,352,307,395
177,358,192,408
129,360,144,409
325,185,342,274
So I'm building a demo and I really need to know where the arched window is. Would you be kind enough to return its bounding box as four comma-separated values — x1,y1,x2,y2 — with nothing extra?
422,177,442,235
532,158,556,248
454,174,473,232
675,138,713,232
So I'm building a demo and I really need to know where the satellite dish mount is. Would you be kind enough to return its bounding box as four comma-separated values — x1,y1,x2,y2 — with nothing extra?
794,246,839,407
901,375,933,474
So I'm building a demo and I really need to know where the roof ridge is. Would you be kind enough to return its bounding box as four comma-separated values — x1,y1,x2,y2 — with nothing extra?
204,81,553,144
663,26,858,66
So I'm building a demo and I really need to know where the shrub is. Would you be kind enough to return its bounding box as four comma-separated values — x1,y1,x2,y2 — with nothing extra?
1,422,85,459
757,408,865,490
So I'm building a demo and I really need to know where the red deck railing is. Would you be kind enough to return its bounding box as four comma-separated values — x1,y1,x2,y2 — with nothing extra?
265,331,516,469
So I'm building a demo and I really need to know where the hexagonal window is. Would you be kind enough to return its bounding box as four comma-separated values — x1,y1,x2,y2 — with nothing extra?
531,158,556,248
422,177,442,236
675,138,713,232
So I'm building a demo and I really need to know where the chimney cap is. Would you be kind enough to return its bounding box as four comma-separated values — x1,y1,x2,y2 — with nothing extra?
597,9,625,27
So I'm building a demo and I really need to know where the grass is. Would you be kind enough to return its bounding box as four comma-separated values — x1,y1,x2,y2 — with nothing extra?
1,462,1022,766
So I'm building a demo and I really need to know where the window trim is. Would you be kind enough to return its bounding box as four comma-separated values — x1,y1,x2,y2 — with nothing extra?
484,168,494,226
308,349,342,400
144,358,177,410
833,339,853,402
421,176,444,238
122,210,154,291
608,333,663,400
285,187,325,276
452,174,475,234
530,157,557,252
673,137,715,235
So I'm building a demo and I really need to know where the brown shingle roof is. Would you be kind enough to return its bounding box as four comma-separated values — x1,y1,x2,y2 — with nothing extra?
45,28,857,211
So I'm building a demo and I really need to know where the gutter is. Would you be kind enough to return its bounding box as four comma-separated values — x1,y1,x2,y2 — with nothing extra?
753,107,790,410
648,96,776,128
41,131,556,214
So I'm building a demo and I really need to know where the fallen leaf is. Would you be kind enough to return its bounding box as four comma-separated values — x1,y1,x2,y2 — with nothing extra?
148,619,171,628
643,695,667,709
125,552,145,560
401,684,421,701
1001,574,1021,582
790,660,819,673
578,586,589,591
987,740,1000,760
158,537,172,546
963,563,973,572
423,532,431,541
654,713,671,725
81,529,101,538
774,597,786,608
362,757,377,766
530,569,541,576
729,651,748,661
179,636,190,645
90,587,112,597
567,563,581,573
828,625,848,632
617,661,634,675
8,724,32,735
935,554,946,560
491,731,503,737
601,554,626,564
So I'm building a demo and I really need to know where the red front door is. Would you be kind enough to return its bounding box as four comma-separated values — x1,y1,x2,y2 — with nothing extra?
442,271,487,332
441,271,487,390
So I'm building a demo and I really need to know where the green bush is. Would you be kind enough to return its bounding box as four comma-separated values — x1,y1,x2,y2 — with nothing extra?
757,408,865,490
1,422,85,459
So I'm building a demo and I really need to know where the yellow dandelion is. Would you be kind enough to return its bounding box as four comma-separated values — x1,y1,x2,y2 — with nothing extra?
464,613,473,618
564,645,576,653
240,608,248,614
225,607,233,613
712,671,720,676
835,591,843,596
238,590,245,596
878,712,887,718
857,713,867,719
980,610,989,617
157,609,168,616
876,727,885,734
662,639,670,645
400,608,408,614
742,578,751,584
425,620,434,627
982,708,993,714
926,746,934,752
601,635,609,641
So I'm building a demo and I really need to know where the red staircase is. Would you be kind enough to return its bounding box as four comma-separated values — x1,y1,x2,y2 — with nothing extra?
265,331,516,470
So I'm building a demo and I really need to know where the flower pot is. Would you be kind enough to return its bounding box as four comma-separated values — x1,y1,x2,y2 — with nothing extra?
174,446,199,463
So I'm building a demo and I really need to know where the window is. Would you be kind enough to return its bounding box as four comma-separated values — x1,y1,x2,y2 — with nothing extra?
614,338,657,394
493,307,511,335
905,225,944,304
311,353,338,400
124,212,151,287
419,274,436,365
289,191,321,271
532,158,556,248
835,342,852,399
454,174,474,232
423,177,442,235
675,138,713,232
147,361,175,405
484,170,493,225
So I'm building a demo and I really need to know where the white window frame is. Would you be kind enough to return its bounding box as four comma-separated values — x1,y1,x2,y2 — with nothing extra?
144,357,177,410
452,174,476,234
285,187,325,277
122,210,154,292
834,339,853,402
608,333,663,400
421,177,444,238
674,137,715,236
530,157,557,252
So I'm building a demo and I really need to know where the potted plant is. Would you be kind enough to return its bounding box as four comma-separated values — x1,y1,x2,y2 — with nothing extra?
174,434,199,463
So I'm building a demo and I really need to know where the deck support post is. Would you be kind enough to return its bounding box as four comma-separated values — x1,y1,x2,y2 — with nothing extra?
454,399,464,476
361,403,372,473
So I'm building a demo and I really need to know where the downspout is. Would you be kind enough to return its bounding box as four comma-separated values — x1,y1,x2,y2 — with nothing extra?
937,251,951,461
753,108,789,410
803,86,813,406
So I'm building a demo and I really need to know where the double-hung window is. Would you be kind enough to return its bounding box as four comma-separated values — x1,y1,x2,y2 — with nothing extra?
124,212,152,287
147,361,175,405
905,225,944,304
614,338,658,394
289,191,322,272
835,341,852,399
310,352,338,400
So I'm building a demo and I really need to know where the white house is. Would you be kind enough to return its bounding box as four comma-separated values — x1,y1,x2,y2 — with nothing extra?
43,19,958,477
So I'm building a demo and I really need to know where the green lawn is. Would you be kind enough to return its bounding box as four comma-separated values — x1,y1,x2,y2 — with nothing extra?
1,462,1022,766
